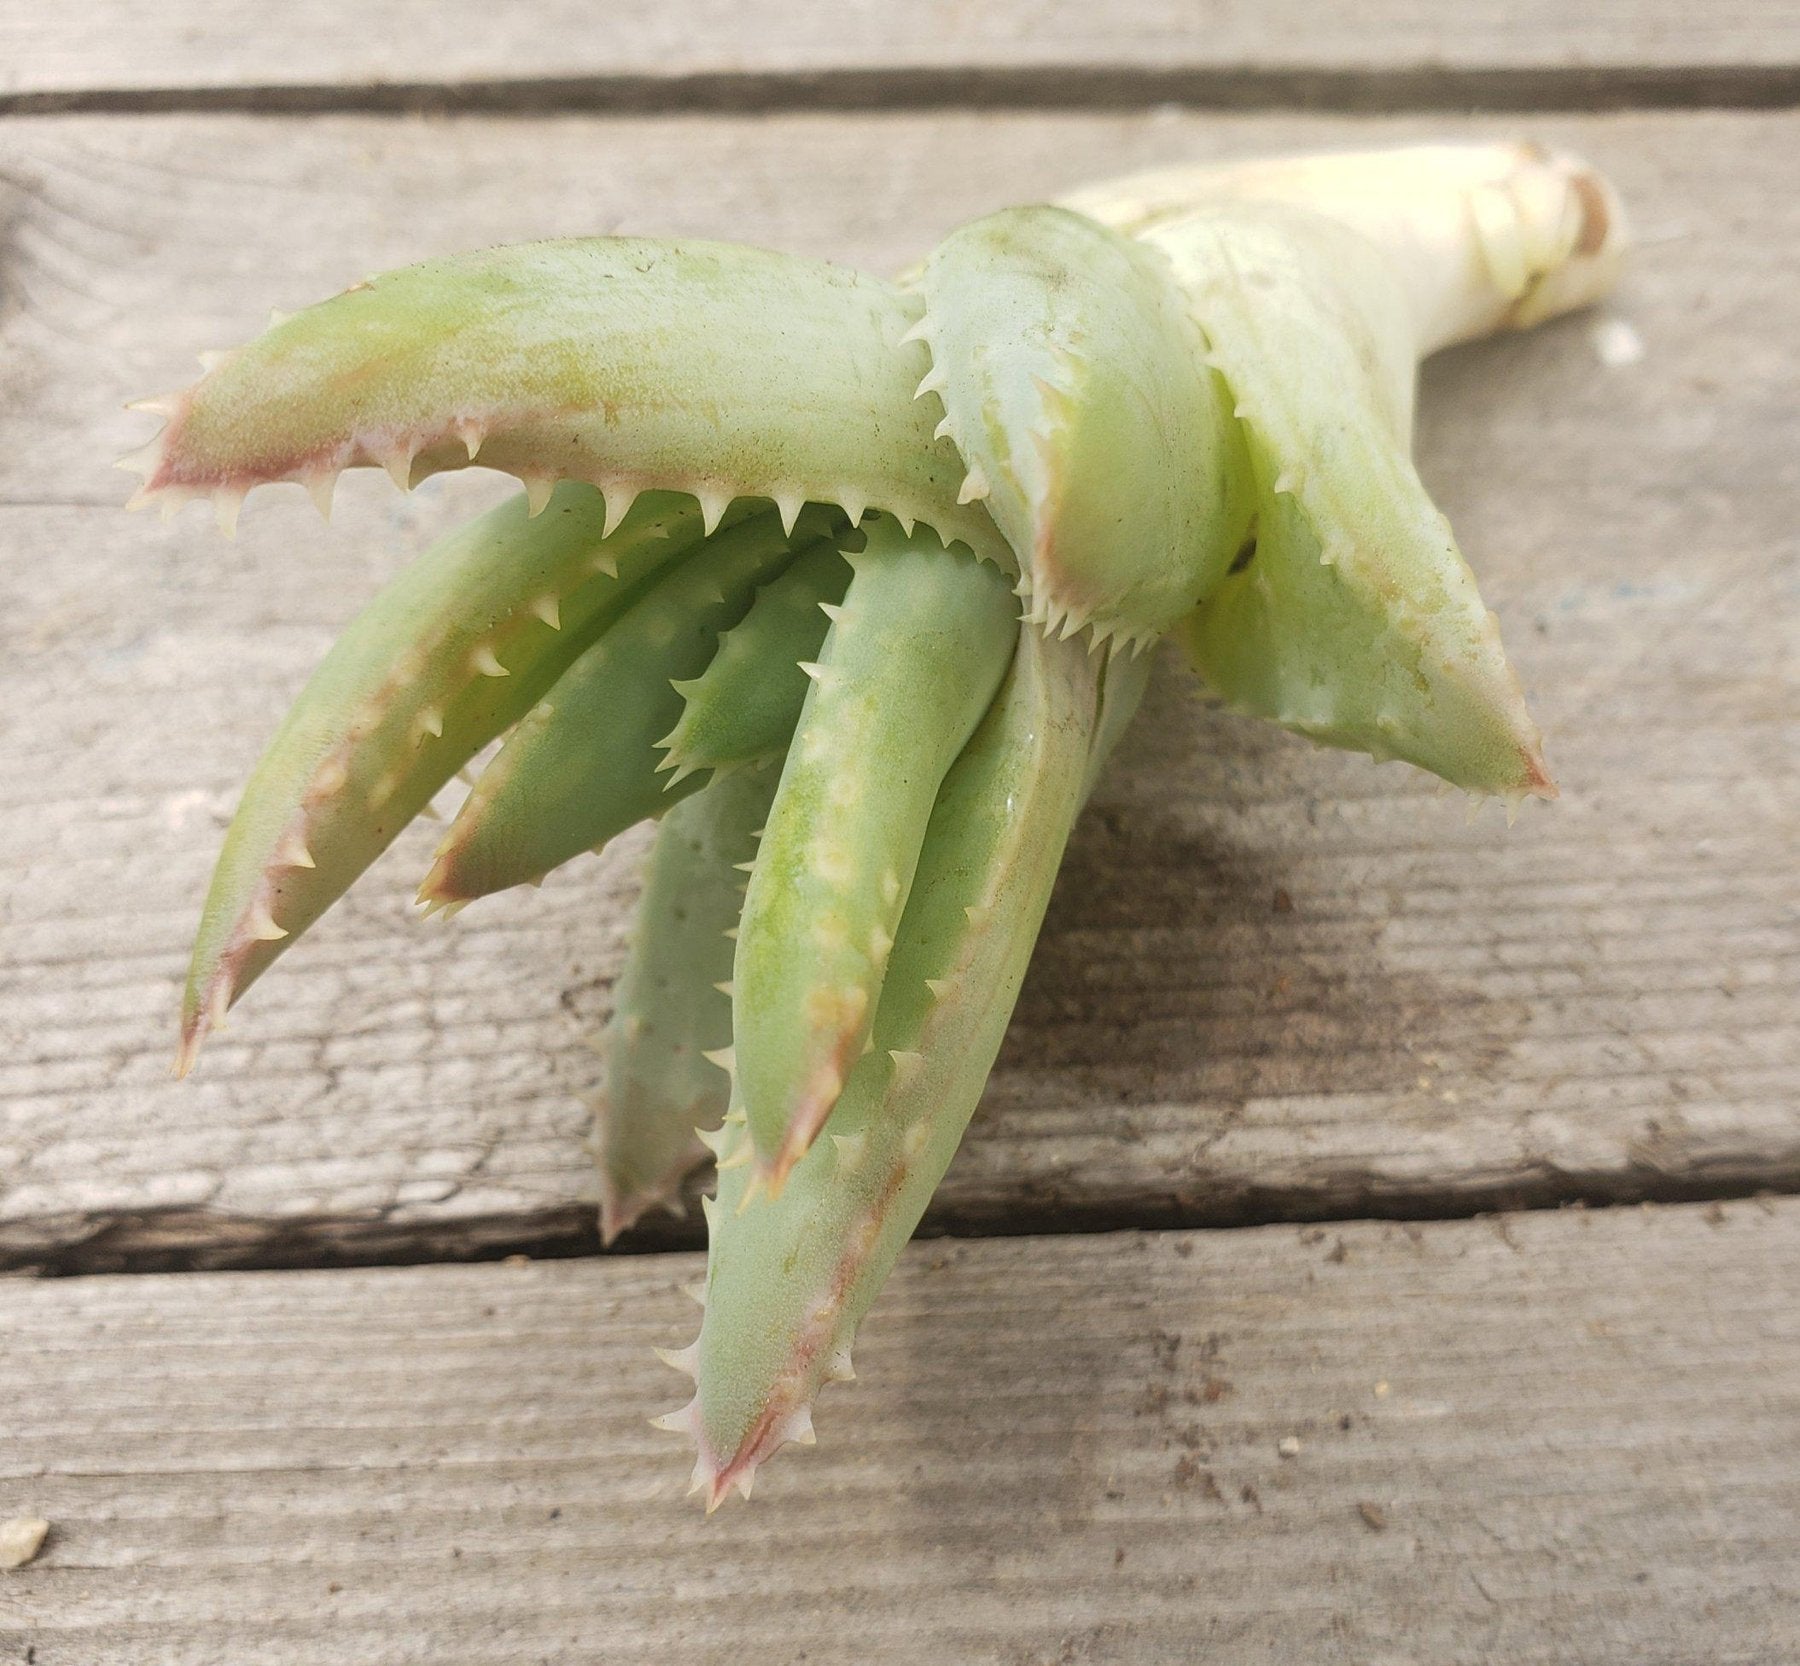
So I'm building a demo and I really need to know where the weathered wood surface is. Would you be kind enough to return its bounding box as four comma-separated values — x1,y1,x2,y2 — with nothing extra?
2,1199,1794,1664
3,0,1797,106
0,110,1795,1271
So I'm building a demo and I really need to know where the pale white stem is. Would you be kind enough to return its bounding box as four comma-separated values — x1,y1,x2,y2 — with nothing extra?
1061,141,1627,359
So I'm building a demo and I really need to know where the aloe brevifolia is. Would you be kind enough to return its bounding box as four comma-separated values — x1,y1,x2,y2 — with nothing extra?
123,141,1624,1508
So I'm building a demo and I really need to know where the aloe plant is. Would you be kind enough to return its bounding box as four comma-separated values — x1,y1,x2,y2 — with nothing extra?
124,140,1624,1508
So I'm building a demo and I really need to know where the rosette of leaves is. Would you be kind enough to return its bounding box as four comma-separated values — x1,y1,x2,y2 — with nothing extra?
123,141,1624,1508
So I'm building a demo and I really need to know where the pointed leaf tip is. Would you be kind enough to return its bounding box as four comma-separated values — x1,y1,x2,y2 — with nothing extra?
171,1028,201,1081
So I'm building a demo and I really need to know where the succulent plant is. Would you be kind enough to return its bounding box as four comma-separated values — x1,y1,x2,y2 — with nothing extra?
124,141,1624,1508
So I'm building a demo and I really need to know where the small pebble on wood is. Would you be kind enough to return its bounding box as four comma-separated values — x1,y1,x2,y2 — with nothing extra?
0,1518,49,1569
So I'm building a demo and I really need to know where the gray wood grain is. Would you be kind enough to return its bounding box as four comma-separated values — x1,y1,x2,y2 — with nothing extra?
0,110,1795,1270
2,0,1796,103
1,1198,1794,1664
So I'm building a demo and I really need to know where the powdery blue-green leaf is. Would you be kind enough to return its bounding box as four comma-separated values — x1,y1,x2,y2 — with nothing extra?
732,518,1019,1188
1148,204,1553,797
659,542,855,779
123,237,1006,564
910,205,1251,646
594,760,784,1245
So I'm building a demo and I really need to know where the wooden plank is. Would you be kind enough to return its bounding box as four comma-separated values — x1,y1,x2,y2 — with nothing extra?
0,110,1796,1271
1,1200,1795,1663
2,0,1797,105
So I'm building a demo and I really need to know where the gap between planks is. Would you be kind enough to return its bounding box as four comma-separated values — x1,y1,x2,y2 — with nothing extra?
4,62,1800,120
14,1160,1800,1279
6,0,1800,111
